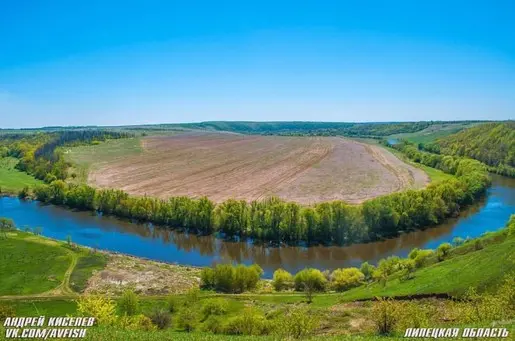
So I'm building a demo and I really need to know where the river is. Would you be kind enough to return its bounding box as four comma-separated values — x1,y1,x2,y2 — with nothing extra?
1,175,513,277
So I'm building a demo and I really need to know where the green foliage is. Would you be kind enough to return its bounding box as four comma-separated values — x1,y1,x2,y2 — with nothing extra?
222,308,271,336
167,295,179,313
436,243,452,261
176,307,198,332
116,314,156,331
272,268,294,291
413,250,434,268
371,298,400,335
147,309,171,330
331,268,365,291
76,295,117,326
508,214,515,237
119,289,140,316
433,121,515,177
200,264,263,293
294,268,327,292
274,306,319,339
360,262,376,281
201,299,228,320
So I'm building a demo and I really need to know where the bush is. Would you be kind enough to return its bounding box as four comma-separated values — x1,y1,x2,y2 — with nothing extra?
76,295,116,326
177,307,198,332
272,268,294,291
223,309,271,336
184,287,200,306
399,259,416,280
147,309,171,330
452,237,465,247
377,256,402,276
371,298,401,335
167,295,179,313
201,299,228,319
275,306,319,339
414,250,434,268
200,264,263,293
116,314,156,331
360,262,376,281
437,243,452,261
331,268,364,291
202,316,225,334
294,268,327,292
119,289,139,316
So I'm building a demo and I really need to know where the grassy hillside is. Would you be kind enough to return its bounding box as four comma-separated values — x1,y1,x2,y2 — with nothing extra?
1,221,513,340
433,121,515,176
0,231,106,296
0,157,43,194
388,122,480,144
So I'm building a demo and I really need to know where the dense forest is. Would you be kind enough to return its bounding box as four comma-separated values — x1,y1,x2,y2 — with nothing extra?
124,121,483,138
27,140,489,246
420,121,515,177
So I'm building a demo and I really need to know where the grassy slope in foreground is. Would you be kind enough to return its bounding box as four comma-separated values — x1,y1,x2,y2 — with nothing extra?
0,231,106,296
0,233,71,295
0,157,43,194
341,232,515,301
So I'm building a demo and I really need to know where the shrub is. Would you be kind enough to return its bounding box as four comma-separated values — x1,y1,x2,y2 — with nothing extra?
360,262,376,281
507,215,515,236
452,237,465,247
18,186,29,199
399,259,416,280
116,314,156,331
223,309,271,336
201,298,228,319
200,264,263,293
371,298,401,335
272,268,294,291
202,316,225,334
408,248,420,260
184,287,200,306
331,268,365,291
119,289,140,316
167,295,179,313
147,309,171,330
414,250,434,268
377,256,402,276
437,243,452,261
177,307,198,332
275,306,319,339
76,295,116,326
294,268,327,292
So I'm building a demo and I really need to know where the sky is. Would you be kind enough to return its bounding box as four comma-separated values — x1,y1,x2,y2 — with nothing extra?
1,1,514,128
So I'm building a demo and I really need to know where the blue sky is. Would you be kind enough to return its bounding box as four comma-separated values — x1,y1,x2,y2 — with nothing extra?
1,1,514,128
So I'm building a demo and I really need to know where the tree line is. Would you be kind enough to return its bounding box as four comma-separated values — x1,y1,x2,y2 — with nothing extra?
419,121,515,177
29,142,489,245
0,130,131,182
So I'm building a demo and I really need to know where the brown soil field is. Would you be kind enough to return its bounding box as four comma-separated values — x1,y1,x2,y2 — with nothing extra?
88,132,429,204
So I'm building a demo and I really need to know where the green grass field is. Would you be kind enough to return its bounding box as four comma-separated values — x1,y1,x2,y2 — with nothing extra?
63,138,143,184
0,157,43,194
0,234,71,295
69,253,108,293
388,122,481,144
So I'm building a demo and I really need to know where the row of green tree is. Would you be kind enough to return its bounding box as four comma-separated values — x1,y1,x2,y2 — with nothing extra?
0,130,131,182
419,121,515,177
30,147,488,245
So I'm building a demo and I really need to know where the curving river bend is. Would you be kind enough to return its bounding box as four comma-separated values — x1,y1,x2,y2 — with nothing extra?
1,175,514,277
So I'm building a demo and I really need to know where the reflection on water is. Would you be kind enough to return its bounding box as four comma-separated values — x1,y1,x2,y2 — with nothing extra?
1,175,513,277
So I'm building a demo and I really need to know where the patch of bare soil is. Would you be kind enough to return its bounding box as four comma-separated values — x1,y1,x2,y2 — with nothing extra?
89,132,429,204
84,254,201,296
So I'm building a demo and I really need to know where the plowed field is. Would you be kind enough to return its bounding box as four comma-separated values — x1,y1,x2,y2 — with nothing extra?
88,133,428,204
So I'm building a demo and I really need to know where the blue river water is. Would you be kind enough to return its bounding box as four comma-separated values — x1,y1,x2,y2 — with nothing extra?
0,175,513,277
